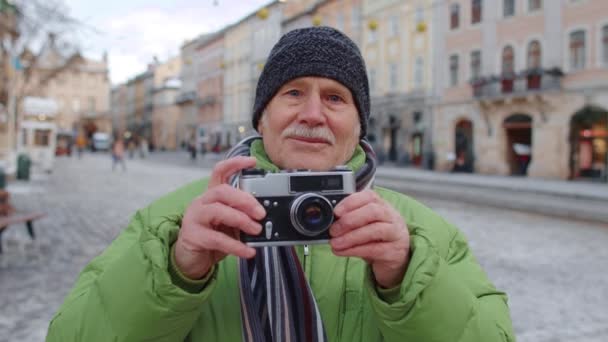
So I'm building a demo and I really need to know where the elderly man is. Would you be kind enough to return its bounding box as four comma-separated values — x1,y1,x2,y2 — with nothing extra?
47,27,514,342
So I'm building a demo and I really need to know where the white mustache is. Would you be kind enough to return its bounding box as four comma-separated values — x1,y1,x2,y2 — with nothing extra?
281,124,336,144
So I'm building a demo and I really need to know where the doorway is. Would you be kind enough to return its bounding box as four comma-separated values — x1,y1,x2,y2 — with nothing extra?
454,119,474,172
503,114,533,176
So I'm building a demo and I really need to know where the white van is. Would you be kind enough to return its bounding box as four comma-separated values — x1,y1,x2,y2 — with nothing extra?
92,132,111,151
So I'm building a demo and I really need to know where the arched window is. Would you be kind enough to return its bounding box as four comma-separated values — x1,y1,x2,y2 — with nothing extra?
529,0,542,12
570,30,586,70
470,50,482,80
503,0,515,17
450,4,460,29
472,0,482,24
502,46,515,74
527,40,542,69
449,55,459,86
414,57,424,88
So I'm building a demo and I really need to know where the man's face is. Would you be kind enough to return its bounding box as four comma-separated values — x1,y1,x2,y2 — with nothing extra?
258,76,360,171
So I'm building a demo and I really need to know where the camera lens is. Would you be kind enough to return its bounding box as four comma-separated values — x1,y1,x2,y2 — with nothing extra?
290,194,334,236
303,205,323,226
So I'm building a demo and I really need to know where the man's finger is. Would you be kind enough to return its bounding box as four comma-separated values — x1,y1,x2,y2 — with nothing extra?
330,222,398,251
197,203,263,235
331,241,394,261
333,190,380,217
198,228,256,259
330,202,390,237
201,185,266,221
209,156,257,187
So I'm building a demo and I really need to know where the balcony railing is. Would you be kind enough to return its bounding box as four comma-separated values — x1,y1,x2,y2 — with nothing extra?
175,91,197,105
471,68,564,100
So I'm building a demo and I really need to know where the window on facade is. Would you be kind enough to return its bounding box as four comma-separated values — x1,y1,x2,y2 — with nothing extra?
351,7,360,29
450,4,460,29
21,129,27,146
34,129,51,147
529,0,542,11
336,13,344,31
502,46,515,74
414,57,424,88
527,40,542,69
389,15,399,37
470,50,482,80
368,29,377,43
72,97,80,112
449,55,459,86
369,68,376,92
503,0,515,17
602,25,608,67
570,30,586,70
415,7,424,25
88,96,96,112
472,0,482,24
389,63,398,90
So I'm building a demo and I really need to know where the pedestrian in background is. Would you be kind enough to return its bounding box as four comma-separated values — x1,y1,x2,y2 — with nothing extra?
111,137,126,172
188,137,197,162
139,137,149,159
75,133,87,159
127,139,136,159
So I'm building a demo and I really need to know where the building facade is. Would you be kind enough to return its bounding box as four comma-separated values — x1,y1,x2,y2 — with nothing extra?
361,0,435,167
223,17,255,148
110,84,127,138
314,0,363,47
151,56,182,150
433,0,608,181
196,32,225,153
177,35,208,149
26,36,111,142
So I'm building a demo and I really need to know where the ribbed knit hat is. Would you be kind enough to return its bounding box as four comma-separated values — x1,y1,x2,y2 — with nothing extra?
252,26,370,138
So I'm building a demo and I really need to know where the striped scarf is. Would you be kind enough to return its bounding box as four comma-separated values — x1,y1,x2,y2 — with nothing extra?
226,135,377,342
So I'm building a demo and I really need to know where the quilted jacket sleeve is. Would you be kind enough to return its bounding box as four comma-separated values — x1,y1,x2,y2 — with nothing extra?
46,180,215,342
366,187,515,342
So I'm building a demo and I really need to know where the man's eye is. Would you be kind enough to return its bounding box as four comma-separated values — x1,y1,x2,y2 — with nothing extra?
286,89,301,97
328,94,344,103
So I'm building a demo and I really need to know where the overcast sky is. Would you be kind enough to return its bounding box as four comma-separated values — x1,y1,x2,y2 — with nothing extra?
63,0,271,85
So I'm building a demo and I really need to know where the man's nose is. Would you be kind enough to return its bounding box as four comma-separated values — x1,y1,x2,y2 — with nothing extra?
298,93,325,125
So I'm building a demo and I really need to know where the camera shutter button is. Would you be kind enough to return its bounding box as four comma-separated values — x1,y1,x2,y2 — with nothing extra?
265,221,273,239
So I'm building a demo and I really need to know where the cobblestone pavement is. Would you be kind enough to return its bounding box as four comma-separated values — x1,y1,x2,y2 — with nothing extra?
0,152,607,342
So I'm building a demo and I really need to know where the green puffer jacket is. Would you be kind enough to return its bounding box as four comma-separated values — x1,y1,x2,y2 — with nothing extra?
47,147,514,341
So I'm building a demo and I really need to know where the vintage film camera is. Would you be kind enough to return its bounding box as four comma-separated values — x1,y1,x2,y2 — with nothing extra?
238,168,356,246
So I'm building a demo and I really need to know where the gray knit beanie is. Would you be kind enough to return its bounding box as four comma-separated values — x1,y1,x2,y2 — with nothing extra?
252,26,370,138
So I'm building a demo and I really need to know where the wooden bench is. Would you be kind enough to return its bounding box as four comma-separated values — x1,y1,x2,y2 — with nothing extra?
0,190,46,254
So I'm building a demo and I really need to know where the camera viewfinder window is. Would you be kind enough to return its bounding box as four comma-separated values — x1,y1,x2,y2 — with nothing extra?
290,175,343,192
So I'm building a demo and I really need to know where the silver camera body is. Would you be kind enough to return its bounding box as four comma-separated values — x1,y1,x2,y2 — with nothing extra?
238,168,356,246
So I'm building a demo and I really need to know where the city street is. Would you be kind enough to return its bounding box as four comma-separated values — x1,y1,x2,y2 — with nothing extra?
0,152,607,342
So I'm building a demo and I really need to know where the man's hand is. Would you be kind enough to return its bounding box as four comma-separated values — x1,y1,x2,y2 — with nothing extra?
173,157,266,280
329,190,411,289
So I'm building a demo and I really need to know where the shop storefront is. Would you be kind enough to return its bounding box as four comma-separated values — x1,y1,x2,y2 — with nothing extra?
570,106,608,181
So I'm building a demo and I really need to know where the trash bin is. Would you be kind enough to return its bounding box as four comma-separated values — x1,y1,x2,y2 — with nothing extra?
17,154,31,181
